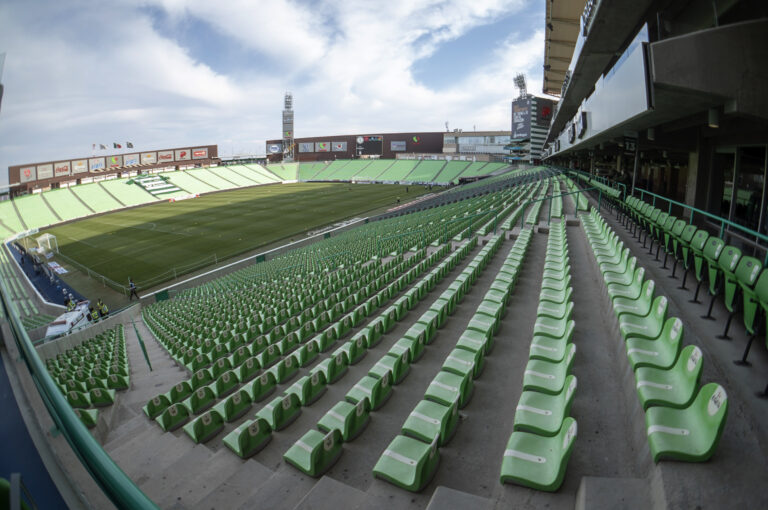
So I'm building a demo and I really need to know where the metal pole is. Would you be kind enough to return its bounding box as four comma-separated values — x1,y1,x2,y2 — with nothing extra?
631,141,640,195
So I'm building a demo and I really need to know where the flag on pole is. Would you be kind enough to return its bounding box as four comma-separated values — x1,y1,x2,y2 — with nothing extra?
113,143,122,149
126,142,134,148
100,144,107,150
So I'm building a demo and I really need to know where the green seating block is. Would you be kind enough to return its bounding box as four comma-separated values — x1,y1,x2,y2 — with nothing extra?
247,371,277,402
442,347,482,379
635,345,703,410
157,403,191,432
337,336,367,365
613,280,655,318
522,344,575,395
373,435,439,492
514,375,576,436
346,373,392,410
85,376,107,391
183,409,225,444
184,386,217,415
256,393,301,431
500,417,577,491
619,296,668,341
467,313,498,340
75,408,99,428
318,398,371,441
313,351,348,384
529,334,574,363
223,417,272,458
370,351,409,384
391,337,422,364
286,372,327,406
456,329,491,355
402,398,458,446
533,317,573,340
425,370,472,409
295,340,320,367
626,317,683,370
645,383,728,462
212,389,253,422
143,394,171,419
536,301,573,320
268,354,300,384
213,370,239,398
169,381,193,403
284,429,344,477
89,388,116,407
236,356,261,383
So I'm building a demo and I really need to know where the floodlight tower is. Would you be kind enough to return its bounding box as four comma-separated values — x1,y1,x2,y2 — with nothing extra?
514,73,529,100
282,92,295,162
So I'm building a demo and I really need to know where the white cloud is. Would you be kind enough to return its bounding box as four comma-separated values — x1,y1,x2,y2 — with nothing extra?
0,0,555,185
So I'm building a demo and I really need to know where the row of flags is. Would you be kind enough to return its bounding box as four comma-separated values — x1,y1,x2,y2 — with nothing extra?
92,142,134,150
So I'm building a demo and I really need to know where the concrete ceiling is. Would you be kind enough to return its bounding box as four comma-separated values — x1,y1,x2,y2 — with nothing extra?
543,0,586,96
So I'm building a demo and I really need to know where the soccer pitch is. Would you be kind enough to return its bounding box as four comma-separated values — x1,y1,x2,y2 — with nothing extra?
43,183,431,290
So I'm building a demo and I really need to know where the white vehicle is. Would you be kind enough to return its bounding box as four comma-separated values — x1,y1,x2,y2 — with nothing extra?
44,301,90,338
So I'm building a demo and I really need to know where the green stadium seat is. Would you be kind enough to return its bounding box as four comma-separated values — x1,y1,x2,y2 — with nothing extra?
169,380,193,404
614,279,656,318
402,398,459,447
719,256,762,338
370,351,410,384
425,370,472,409
346,373,392,410
247,371,277,402
500,417,577,491
442,347,482,380
236,356,261,383
256,393,302,431
626,317,683,370
66,390,91,409
529,326,575,363
286,372,327,406
533,317,573,340
618,296,668,341
212,370,239,398
143,394,171,419
222,417,272,458
645,383,728,462
157,403,191,432
185,386,217,414
635,345,703,410
522,344,576,395
514,375,576,436
89,388,116,407
285,429,344,477
373,435,440,492
75,408,99,429
212,389,253,422
183,409,225,444
318,398,371,441
313,351,348,384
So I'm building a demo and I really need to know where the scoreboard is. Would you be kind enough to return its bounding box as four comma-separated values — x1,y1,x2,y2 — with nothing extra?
356,135,383,156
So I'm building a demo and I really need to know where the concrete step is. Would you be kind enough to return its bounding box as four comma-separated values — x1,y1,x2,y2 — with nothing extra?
235,466,316,510
574,477,651,510
292,476,367,510
426,486,493,510
192,459,273,510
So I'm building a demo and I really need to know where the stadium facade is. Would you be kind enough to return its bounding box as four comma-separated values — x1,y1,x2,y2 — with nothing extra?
7,145,219,196
542,0,768,231
265,132,444,162
510,95,557,164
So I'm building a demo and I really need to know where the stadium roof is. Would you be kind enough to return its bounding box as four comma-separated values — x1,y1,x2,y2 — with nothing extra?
543,0,585,96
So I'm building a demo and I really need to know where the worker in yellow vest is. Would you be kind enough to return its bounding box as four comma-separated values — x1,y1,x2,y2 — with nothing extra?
97,298,109,318
89,306,99,323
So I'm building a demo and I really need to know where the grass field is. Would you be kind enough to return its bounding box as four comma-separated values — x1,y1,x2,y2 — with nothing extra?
42,183,430,290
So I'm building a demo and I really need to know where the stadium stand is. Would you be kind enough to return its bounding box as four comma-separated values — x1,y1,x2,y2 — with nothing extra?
36,188,92,222
432,161,470,184
134,176,182,197
266,163,299,181
376,160,418,181
352,159,397,181
328,160,373,181
188,168,239,190
100,178,158,207
0,245,47,320
216,166,261,186
241,164,282,183
12,193,60,230
298,162,330,180
71,183,123,215
163,171,217,194
403,160,447,183
43,325,129,428
310,160,352,180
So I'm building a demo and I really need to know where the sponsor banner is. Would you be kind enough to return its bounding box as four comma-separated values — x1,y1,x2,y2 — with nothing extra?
123,154,139,166
391,141,406,151
512,98,531,139
141,152,157,164
175,149,191,161
315,142,330,152
268,143,282,154
192,147,208,159
37,164,54,179
20,166,36,183
332,141,347,152
54,161,71,177
89,157,105,172
107,155,122,168
298,142,314,153
537,98,555,126
72,159,88,174
157,150,174,162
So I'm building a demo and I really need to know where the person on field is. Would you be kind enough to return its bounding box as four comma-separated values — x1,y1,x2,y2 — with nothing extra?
128,278,140,300
97,298,109,318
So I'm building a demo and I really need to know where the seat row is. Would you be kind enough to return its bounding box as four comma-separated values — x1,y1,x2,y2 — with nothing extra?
621,194,768,397
227,235,497,463
143,243,469,436
44,325,129,428
372,231,533,491
500,221,578,491
582,207,729,462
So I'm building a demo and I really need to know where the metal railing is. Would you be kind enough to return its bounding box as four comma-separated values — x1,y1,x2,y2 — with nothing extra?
519,186,602,227
0,278,159,509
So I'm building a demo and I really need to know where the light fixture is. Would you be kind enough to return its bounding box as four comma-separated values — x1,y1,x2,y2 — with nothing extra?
708,108,719,128
547,22,554,31
647,128,655,141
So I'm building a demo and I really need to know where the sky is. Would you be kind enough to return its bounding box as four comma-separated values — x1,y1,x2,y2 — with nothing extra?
0,0,551,186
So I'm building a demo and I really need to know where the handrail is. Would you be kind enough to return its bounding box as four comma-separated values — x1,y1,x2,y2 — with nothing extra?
633,187,768,263
0,279,159,509
520,186,602,227
564,168,627,200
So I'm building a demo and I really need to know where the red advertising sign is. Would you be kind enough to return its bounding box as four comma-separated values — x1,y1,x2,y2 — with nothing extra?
54,161,71,176
192,148,208,159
